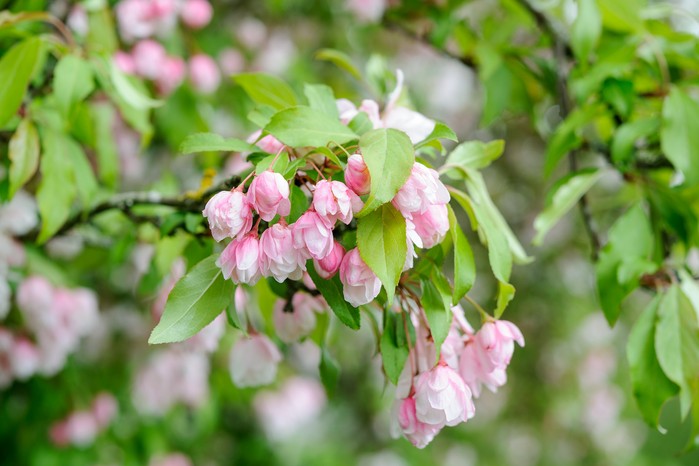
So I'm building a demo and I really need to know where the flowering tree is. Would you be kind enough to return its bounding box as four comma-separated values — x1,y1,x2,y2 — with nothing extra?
1,0,699,464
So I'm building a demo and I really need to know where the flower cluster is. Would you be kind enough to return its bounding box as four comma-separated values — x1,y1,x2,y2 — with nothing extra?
49,392,118,448
393,305,524,448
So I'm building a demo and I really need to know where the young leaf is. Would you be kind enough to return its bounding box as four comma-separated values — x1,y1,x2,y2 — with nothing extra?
661,87,699,186
304,83,339,119
53,55,95,117
149,255,235,344
264,106,357,147
0,37,42,127
495,281,516,319
8,119,40,198
64,135,99,207
315,49,362,80
415,121,458,151
357,203,406,304
180,132,255,154
92,103,120,188
544,104,601,177
380,310,409,385
233,73,298,110
307,266,360,330
357,128,415,216
627,295,679,426
611,117,660,168
571,0,601,62
109,60,162,110
533,168,603,245
445,140,504,172
422,279,451,358
447,205,475,303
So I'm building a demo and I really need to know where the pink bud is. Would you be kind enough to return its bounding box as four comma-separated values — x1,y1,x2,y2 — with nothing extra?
259,223,306,282
313,241,345,279
247,129,285,155
312,180,363,226
49,421,70,447
229,334,281,387
395,396,442,449
414,364,475,427
219,48,245,75
188,54,221,94
91,392,118,428
393,163,450,215
202,190,253,242
9,336,40,380
339,248,381,307
155,56,186,95
17,276,55,326
409,203,449,249
344,154,371,196
67,5,89,36
131,40,168,80
217,235,262,285
291,211,334,260
65,411,99,446
180,0,213,29
273,293,322,343
248,171,290,221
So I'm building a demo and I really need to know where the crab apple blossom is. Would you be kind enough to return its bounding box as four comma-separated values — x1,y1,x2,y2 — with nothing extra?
259,223,306,282
217,235,262,285
114,51,137,74
202,190,253,242
272,293,322,343
188,54,221,94
291,210,335,260
458,341,507,398
229,334,282,387
9,337,40,380
414,363,475,427
155,56,186,95
344,154,371,196
339,248,381,307
247,130,285,154
248,171,291,221
394,396,442,449
313,241,345,279
180,0,213,29
312,180,363,225
410,203,450,249
393,163,450,215
131,40,168,80
475,320,525,371
115,0,178,42
91,392,118,428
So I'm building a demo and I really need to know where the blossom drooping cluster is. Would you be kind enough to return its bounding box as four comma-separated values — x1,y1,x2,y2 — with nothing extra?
393,305,524,448
49,392,118,448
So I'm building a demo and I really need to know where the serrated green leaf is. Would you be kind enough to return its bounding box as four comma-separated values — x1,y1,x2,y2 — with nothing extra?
445,140,504,173
0,37,42,127
265,106,357,147
149,255,235,344
54,55,95,117
447,204,475,303
8,118,39,198
180,132,255,154
234,73,298,110
304,83,338,119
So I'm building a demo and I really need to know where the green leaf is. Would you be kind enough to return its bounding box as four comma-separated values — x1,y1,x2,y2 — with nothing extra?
661,87,699,186
255,152,289,174
598,0,644,33
380,310,409,385
265,106,357,147
357,203,406,304
627,295,679,426
611,117,660,169
533,168,603,245
571,0,601,62
149,255,235,344
92,103,119,188
8,118,39,198
0,37,42,127
36,129,77,243
422,279,451,358
53,55,95,117
180,132,255,154
320,347,340,397
86,7,118,54
304,84,338,119
415,121,458,151
447,205,475,303
357,128,415,216
445,140,504,173
225,289,244,331
348,112,373,136
315,49,362,80
64,135,98,207
495,281,516,319
288,184,310,223
109,60,162,110
655,285,699,419
233,73,298,110
309,146,345,169
544,104,601,177
307,266,360,330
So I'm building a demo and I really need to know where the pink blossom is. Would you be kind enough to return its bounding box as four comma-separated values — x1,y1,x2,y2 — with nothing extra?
475,320,525,370
155,56,186,95
410,203,449,249
0,234,26,268
247,129,285,154
131,39,168,80
148,453,193,466
64,411,99,447
339,248,381,307
219,48,245,75
259,223,306,282
49,421,70,447
217,235,262,285
202,190,253,242
229,334,281,387
116,0,177,42
114,51,137,74
152,259,185,321
312,180,363,225
180,0,213,29
394,396,442,449
189,54,221,94
346,0,386,22
273,293,322,343
440,326,464,370
67,5,89,36
344,154,371,196
393,163,450,215
291,211,334,260
235,17,267,50
91,392,118,428
0,190,38,236
9,336,40,380
17,276,55,329
248,171,290,221
414,364,475,427
458,340,507,397
313,241,345,279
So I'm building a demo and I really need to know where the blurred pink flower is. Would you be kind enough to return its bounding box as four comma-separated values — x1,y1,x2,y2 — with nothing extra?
229,334,281,387
180,0,212,29
155,56,186,95
247,129,285,154
393,163,449,215
189,54,221,94
148,453,193,466
91,392,118,428
273,293,323,343
132,39,168,80
219,48,246,75
414,364,475,427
